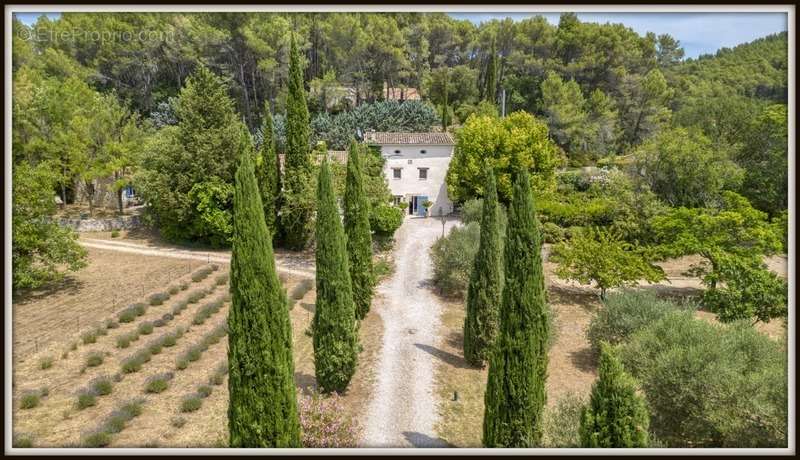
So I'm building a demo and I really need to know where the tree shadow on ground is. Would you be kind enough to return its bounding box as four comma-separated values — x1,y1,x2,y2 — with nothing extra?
414,343,474,370
401,431,451,447
546,284,600,314
299,302,316,314
569,346,598,373
12,276,85,305
294,372,317,395
445,329,462,350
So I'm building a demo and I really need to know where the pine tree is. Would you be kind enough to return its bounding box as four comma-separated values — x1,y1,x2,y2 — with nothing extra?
463,170,503,367
484,38,497,104
280,32,314,250
482,169,549,447
579,343,649,448
343,140,375,320
254,105,281,238
228,128,300,447
313,159,359,393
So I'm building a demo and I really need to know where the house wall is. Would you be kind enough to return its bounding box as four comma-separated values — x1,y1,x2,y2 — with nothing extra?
378,143,454,215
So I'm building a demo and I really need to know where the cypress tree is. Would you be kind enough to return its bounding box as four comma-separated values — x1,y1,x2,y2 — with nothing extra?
482,169,549,447
313,159,359,393
343,140,375,320
579,343,649,448
463,170,503,367
484,38,497,103
254,105,281,238
442,68,450,131
228,128,300,447
280,33,314,250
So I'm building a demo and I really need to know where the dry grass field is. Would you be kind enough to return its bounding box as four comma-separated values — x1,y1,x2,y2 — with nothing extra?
11,247,382,448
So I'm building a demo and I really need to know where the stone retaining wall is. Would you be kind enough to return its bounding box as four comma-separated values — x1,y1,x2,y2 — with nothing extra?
58,214,142,232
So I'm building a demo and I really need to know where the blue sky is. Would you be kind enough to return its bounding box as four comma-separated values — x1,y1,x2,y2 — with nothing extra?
15,12,787,59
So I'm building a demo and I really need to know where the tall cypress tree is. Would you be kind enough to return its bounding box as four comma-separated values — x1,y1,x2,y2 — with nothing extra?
482,169,549,447
254,105,281,238
343,140,375,320
484,38,497,104
228,128,300,447
280,33,314,250
442,68,450,131
313,159,359,393
579,343,649,448
463,170,503,367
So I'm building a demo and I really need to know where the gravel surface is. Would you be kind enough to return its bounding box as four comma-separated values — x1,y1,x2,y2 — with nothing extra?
362,216,459,448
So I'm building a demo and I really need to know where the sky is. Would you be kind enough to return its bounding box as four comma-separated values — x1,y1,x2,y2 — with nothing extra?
14,11,788,59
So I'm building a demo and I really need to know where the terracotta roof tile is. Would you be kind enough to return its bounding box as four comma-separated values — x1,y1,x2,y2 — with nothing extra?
363,132,455,145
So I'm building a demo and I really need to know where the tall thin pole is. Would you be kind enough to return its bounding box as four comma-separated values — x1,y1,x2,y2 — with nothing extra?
501,89,506,118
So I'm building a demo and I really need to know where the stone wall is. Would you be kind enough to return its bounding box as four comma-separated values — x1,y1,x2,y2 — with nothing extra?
58,214,142,232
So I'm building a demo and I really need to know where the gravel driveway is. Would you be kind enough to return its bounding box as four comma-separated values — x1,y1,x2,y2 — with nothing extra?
362,216,459,448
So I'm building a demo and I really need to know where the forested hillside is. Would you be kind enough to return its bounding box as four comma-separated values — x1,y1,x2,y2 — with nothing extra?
11,11,789,287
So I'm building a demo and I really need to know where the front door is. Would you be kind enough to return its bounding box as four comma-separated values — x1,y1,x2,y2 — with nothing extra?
414,195,428,216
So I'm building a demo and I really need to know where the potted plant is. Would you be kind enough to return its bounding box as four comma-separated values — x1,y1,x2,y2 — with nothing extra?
422,200,434,217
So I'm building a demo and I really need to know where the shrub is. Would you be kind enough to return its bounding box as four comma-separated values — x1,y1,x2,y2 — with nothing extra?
168,285,181,296
542,222,567,244
145,373,174,393
39,386,49,397
172,301,189,315
110,230,120,238
187,290,206,304
161,333,178,348
121,352,148,374
197,384,213,398
132,303,147,316
209,362,228,386
153,319,166,328
69,341,78,351
120,399,144,418
162,313,174,322
103,411,127,434
193,299,224,325
39,356,54,370
191,267,213,282
290,278,314,300
137,322,154,335
214,273,229,286
179,281,189,291
76,390,97,410
105,319,119,330
175,356,189,370
13,433,34,448
180,394,203,412
298,390,360,447
542,392,587,447
618,312,788,447
115,333,138,349
587,290,691,353
369,203,404,238
20,391,40,409
210,263,220,271
146,339,163,355
81,330,98,345
86,352,105,367
430,222,480,297
90,376,114,396
118,308,137,323
148,292,170,306
171,416,187,428
702,253,788,323
81,430,111,448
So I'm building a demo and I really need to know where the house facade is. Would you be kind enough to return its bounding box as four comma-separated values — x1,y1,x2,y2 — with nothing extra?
364,132,455,217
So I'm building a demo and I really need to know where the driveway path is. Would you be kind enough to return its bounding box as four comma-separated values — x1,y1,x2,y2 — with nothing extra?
78,238,315,279
362,216,459,448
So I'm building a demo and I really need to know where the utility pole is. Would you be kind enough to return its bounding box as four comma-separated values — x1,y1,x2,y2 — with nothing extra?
501,89,506,118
